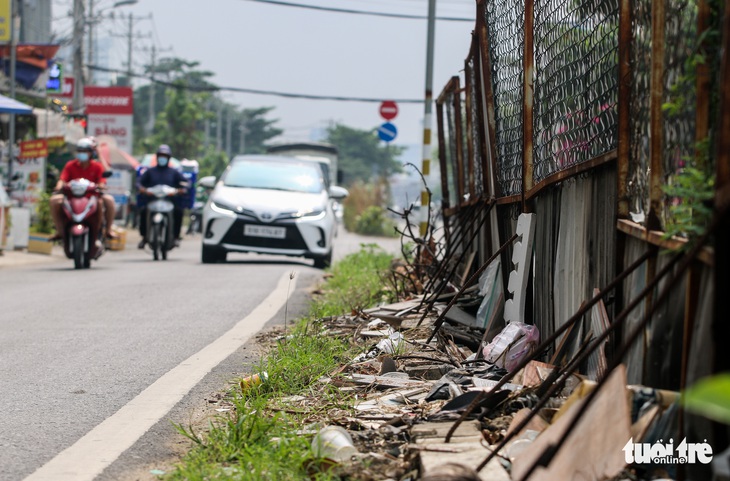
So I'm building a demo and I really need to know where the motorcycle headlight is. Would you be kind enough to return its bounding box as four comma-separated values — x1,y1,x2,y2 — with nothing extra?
69,180,89,197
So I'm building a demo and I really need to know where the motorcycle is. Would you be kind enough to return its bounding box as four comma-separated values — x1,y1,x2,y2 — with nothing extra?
60,176,109,269
186,200,204,235
145,184,179,261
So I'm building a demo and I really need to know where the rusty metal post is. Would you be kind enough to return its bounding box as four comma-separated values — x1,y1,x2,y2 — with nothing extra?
639,0,666,382
647,0,665,231
714,0,730,384
617,0,633,219
477,0,503,257
522,0,535,213
436,100,451,217
453,77,466,206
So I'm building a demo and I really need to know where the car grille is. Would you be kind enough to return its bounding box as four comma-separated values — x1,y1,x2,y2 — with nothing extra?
220,219,308,250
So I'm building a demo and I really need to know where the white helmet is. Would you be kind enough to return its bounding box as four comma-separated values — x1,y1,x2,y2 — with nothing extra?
76,137,94,152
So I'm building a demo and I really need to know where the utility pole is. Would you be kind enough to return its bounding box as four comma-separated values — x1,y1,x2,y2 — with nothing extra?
6,0,18,195
112,12,150,86
147,44,155,133
216,102,223,151
226,108,233,158
239,123,249,155
144,43,171,134
87,0,94,85
72,0,86,113
419,0,437,237
126,12,132,85
204,99,211,151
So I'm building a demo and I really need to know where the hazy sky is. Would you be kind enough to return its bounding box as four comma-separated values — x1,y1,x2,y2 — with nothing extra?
52,0,476,149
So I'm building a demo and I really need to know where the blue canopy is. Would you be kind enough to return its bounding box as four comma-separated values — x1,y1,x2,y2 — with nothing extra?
0,94,33,114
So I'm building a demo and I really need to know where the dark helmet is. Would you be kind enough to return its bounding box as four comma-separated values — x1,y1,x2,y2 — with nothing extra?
156,144,172,157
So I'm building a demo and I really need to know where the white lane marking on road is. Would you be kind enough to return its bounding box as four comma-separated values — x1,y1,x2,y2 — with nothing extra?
24,272,298,481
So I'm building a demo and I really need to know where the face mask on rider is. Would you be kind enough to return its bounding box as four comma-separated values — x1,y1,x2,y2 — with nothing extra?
78,152,90,162
157,156,169,167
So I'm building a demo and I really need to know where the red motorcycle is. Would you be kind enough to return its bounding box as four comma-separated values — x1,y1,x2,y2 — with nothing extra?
60,175,109,269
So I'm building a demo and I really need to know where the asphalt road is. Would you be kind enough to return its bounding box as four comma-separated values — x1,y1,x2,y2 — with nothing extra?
0,228,402,481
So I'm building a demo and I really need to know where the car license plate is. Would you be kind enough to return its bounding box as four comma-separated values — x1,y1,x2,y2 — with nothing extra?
244,225,286,239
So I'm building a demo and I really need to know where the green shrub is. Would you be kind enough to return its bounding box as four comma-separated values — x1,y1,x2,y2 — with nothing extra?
354,205,396,237
31,191,54,234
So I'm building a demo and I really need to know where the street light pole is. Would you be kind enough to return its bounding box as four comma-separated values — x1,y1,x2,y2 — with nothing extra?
72,0,85,114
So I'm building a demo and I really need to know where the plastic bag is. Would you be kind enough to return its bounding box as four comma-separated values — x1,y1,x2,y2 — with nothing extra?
482,322,540,372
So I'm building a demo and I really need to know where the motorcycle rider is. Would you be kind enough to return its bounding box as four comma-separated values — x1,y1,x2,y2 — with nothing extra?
137,144,187,249
50,138,112,240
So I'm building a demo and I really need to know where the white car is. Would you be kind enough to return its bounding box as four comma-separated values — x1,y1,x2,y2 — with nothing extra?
199,155,348,267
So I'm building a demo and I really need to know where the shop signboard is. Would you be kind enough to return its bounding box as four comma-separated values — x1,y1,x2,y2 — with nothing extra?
85,86,134,154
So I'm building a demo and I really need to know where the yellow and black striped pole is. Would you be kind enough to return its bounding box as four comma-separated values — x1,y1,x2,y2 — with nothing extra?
420,0,437,237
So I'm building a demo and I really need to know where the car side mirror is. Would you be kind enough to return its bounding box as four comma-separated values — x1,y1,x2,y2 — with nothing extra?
329,185,348,200
198,176,217,189
102,170,113,178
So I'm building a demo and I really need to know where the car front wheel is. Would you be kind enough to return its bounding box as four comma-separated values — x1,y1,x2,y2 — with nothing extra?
202,244,227,264
313,250,332,269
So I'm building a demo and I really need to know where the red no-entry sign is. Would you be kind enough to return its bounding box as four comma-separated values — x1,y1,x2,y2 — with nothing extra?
379,100,398,121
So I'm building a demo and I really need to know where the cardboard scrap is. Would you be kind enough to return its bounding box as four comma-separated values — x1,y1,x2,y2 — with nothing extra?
506,408,550,437
511,365,631,481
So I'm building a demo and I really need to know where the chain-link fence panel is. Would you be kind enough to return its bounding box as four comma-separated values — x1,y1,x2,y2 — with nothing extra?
466,54,485,199
485,0,524,197
533,0,619,185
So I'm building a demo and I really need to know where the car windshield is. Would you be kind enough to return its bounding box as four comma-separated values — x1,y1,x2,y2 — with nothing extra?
223,159,324,193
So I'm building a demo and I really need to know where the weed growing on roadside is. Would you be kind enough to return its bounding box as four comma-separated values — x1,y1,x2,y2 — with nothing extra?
163,246,397,481
310,243,397,318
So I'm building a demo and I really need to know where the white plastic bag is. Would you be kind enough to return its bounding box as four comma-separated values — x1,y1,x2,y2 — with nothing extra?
482,322,539,372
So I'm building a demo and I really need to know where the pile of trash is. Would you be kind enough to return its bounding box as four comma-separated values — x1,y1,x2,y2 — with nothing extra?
252,294,699,481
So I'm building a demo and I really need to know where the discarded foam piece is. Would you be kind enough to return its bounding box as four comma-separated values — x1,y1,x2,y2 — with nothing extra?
504,213,536,324
511,364,631,481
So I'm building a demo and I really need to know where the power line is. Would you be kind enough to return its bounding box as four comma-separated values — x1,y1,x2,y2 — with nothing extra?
237,0,473,22
87,64,424,103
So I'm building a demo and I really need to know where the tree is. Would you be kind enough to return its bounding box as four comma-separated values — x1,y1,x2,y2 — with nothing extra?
134,58,215,156
239,107,283,154
325,124,403,186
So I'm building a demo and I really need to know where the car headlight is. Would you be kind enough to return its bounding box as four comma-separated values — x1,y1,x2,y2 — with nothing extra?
299,207,325,219
211,200,237,215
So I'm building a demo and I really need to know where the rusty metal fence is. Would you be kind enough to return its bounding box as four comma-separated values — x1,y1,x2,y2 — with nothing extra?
434,0,726,396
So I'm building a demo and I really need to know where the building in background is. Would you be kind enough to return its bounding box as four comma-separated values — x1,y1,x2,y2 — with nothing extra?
19,0,52,44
